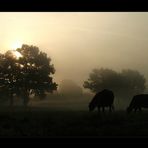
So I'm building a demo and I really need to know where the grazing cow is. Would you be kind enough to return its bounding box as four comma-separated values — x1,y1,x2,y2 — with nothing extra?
127,94,148,113
89,89,114,112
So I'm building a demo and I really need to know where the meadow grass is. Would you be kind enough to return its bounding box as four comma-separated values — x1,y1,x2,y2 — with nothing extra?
0,107,148,137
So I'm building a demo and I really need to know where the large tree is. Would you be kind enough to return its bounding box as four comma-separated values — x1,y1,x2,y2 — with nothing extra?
0,50,21,106
0,44,58,106
83,68,146,99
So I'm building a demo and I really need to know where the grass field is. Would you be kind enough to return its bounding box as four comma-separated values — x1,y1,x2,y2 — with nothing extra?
0,106,148,137
0,95,146,137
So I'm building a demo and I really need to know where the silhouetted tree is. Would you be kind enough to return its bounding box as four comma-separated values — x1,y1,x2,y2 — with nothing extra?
0,51,21,106
121,69,146,95
0,53,10,104
0,44,58,106
83,68,146,99
16,44,58,106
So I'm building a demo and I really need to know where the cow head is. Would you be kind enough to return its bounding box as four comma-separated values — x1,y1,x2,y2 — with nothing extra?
88,98,97,111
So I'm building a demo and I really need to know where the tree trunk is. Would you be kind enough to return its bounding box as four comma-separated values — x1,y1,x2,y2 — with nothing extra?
9,94,14,113
23,96,29,107
9,95,14,107
22,88,30,107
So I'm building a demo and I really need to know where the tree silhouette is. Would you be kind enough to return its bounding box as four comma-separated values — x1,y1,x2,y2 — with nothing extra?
0,44,58,106
0,51,20,106
0,53,10,103
83,68,146,99
120,69,146,96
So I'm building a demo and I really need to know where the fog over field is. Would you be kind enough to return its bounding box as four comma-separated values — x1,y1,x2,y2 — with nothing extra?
0,12,148,89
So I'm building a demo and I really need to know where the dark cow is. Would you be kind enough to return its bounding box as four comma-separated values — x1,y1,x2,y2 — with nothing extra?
127,94,148,113
89,89,114,112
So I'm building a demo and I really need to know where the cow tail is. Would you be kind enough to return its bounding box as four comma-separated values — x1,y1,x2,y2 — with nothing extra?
116,96,120,110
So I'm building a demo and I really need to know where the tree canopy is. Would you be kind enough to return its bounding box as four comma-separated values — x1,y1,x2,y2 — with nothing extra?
83,68,146,99
0,44,58,106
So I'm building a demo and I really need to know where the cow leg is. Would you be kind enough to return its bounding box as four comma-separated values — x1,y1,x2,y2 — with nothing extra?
102,107,105,112
97,106,100,113
134,107,137,113
109,106,112,112
112,105,115,112
138,107,142,112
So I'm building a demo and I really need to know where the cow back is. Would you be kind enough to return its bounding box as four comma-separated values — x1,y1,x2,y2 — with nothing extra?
89,89,114,111
97,89,114,106
132,94,148,108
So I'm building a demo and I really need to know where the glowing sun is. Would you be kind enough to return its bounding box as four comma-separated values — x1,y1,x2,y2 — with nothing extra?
12,50,23,59
11,41,22,50
6,50,23,60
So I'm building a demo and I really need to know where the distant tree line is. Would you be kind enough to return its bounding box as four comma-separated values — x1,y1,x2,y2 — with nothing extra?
83,68,146,99
0,44,57,106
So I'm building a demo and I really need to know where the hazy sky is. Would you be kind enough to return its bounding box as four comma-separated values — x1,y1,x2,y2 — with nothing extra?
0,12,148,90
